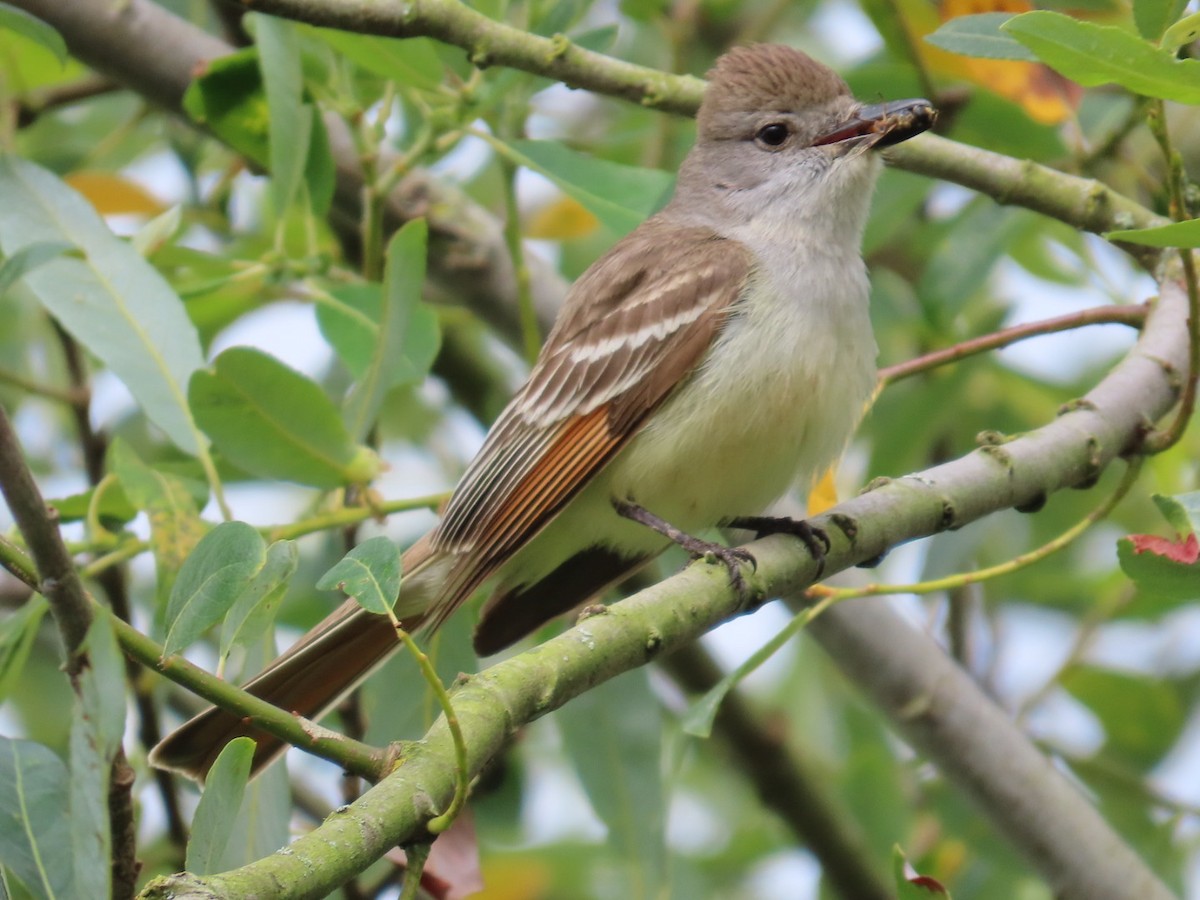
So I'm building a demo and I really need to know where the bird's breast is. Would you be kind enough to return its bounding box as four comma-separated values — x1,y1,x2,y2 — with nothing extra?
607,249,877,532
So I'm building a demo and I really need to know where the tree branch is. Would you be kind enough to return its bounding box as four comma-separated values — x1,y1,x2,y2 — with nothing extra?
219,0,706,114
0,403,93,672
18,0,1169,322
15,0,568,345
0,404,138,899
659,643,893,900
139,274,1187,899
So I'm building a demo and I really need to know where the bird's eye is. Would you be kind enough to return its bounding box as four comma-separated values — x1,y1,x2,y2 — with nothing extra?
755,122,790,147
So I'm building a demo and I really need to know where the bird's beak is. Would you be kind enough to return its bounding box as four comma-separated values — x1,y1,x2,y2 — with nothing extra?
812,99,936,150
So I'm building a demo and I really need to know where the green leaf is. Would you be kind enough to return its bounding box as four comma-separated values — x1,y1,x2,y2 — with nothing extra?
304,107,335,218
254,14,311,216
1002,11,1200,103
107,439,206,604
0,4,67,66
190,347,379,488
0,155,208,455
918,203,1026,319
1062,665,1187,770
316,283,440,389
1105,218,1200,247
164,521,267,656
343,220,431,440
216,760,290,870
925,14,1037,61
0,597,47,704
131,205,183,258
186,737,255,876
1161,10,1200,52
183,50,270,166
316,536,401,616
304,28,444,90
0,738,72,900
1117,535,1200,614
68,620,123,900
572,25,619,53
1151,491,1200,535
556,670,665,895
77,618,125,758
48,483,137,527
219,540,298,658
0,241,78,296
504,139,674,235
67,739,110,899
1134,0,1188,41
362,610,476,743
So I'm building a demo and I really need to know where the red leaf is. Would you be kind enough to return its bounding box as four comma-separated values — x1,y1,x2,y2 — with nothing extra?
385,812,483,900
1127,533,1200,564
909,875,950,894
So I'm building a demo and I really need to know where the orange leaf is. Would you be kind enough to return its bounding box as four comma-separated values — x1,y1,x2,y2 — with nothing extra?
65,171,165,216
929,0,1079,124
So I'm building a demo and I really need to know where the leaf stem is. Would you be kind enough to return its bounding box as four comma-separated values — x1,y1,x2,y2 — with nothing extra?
397,842,430,900
105,602,388,778
0,367,85,403
500,152,540,365
815,457,1143,605
265,491,447,542
383,609,468,834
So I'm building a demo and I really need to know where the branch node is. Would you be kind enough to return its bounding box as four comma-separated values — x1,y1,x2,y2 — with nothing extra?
548,33,571,61
975,429,1011,447
1014,491,1047,514
1058,397,1098,416
643,627,663,659
978,444,1013,469
828,513,858,542
895,690,934,721
940,500,959,531
858,476,892,495
468,46,493,69
1071,437,1103,489
575,603,607,624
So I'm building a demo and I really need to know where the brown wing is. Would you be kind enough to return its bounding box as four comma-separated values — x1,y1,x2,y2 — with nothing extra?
424,218,754,626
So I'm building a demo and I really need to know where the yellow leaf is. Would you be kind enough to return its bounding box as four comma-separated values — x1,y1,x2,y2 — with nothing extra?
469,855,551,899
807,468,839,517
525,196,598,240
66,171,166,216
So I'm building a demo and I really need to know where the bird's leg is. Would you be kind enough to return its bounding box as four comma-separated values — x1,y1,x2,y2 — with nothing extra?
613,498,756,597
725,515,829,578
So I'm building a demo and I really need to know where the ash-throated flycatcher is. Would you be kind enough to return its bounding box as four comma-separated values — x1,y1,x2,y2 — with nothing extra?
153,44,934,779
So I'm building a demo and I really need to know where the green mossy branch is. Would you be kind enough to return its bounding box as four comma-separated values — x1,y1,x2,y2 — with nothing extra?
141,278,1187,899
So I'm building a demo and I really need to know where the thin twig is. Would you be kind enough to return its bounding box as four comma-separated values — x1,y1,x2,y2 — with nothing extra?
0,402,138,899
0,402,93,670
813,458,1143,605
879,304,1147,386
52,325,189,853
15,74,119,127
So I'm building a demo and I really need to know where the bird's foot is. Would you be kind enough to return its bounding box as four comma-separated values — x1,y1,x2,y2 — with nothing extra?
613,499,756,597
726,515,830,578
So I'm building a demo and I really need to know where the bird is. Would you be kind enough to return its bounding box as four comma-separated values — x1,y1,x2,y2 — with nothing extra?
152,43,935,779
